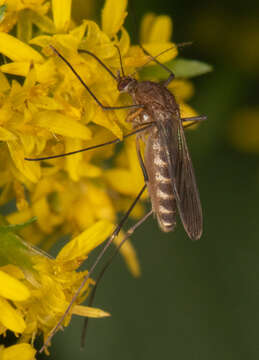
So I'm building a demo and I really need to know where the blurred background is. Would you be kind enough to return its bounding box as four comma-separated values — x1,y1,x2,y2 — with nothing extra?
49,0,259,359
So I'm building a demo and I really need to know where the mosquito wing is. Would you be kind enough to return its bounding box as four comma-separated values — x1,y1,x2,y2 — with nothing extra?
158,116,203,240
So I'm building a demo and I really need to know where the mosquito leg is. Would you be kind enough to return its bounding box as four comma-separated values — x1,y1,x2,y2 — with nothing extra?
181,115,207,123
39,184,147,353
160,43,194,86
25,123,154,161
126,107,144,123
181,115,207,129
140,46,175,79
81,209,153,348
136,136,149,182
176,41,193,48
50,46,142,111
162,73,175,87
78,49,117,80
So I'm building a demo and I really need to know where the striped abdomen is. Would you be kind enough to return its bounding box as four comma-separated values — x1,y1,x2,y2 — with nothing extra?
144,129,176,232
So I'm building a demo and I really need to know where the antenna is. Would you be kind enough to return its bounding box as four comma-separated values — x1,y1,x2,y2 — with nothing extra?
114,45,125,77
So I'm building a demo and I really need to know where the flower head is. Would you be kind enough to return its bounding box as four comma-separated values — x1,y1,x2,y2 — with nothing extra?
0,0,209,353
0,218,112,354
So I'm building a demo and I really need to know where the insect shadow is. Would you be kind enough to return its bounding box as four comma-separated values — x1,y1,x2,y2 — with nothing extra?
25,42,206,351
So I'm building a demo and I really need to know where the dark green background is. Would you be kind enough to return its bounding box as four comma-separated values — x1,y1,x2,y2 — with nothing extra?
50,0,259,359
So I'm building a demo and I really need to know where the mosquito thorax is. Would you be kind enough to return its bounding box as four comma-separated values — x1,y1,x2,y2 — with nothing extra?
117,76,137,93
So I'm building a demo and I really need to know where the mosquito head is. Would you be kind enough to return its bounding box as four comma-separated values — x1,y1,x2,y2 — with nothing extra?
117,76,137,93
114,45,137,93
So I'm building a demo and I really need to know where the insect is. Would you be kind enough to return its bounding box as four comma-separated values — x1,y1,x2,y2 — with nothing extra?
25,43,206,350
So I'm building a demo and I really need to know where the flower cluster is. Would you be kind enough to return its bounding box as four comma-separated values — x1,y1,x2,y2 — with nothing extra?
0,0,207,356
0,217,113,358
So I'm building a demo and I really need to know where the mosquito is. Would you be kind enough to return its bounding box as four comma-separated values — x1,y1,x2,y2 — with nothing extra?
25,43,206,351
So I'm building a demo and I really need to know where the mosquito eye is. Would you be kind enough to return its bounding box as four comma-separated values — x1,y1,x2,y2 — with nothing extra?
118,78,130,91
118,76,137,92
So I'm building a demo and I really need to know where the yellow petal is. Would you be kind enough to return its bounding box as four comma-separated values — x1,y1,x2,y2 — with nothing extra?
86,183,115,222
0,62,30,77
53,33,79,52
34,111,92,139
0,297,26,333
102,0,128,37
126,138,144,184
73,305,110,318
64,138,82,181
116,197,145,219
70,21,88,40
2,343,36,360
113,232,141,277
20,133,41,155
29,35,52,48
33,197,62,234
93,106,123,140
179,103,197,118
32,95,63,111
124,45,147,67
142,42,178,64
0,72,10,92
107,168,143,197
8,140,41,183
72,196,96,230
82,21,114,58
30,12,56,34
52,0,72,32
117,27,130,56
0,33,43,62
0,12,17,33
0,270,30,301
106,139,145,197
0,265,24,280
13,180,28,211
34,59,57,84
17,10,32,44
79,163,102,178
147,15,172,43
140,13,156,43
57,220,115,262
0,127,17,141
7,210,33,229
168,79,194,101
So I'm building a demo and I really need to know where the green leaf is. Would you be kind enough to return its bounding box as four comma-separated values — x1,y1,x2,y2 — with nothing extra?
0,217,37,233
0,217,37,269
168,58,213,78
0,231,33,268
140,57,213,80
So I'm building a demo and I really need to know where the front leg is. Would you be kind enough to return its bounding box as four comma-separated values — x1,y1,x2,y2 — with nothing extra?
161,73,175,87
136,136,149,183
126,107,144,123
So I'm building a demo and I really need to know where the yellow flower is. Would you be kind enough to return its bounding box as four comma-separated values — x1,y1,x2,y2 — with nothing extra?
0,219,111,349
0,0,50,34
139,13,197,120
0,0,208,353
0,0,177,281
0,0,142,276
0,343,36,360
140,12,177,62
